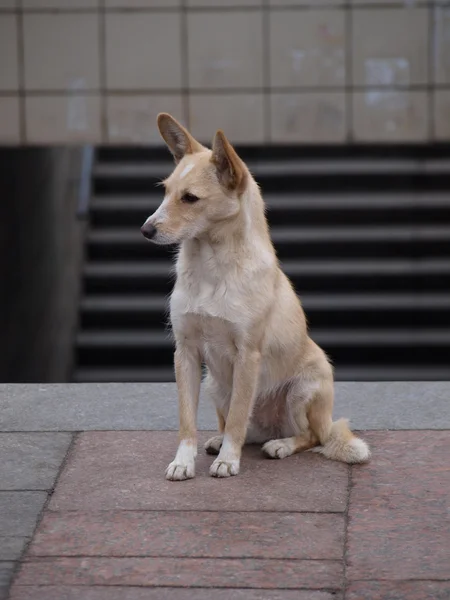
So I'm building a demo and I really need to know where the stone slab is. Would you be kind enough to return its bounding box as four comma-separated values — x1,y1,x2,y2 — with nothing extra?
1,382,449,432
0,433,73,490
29,511,344,560
0,538,29,561
0,562,15,600
9,588,340,600
347,581,450,600
14,557,343,589
347,431,450,581
0,493,47,537
48,431,349,512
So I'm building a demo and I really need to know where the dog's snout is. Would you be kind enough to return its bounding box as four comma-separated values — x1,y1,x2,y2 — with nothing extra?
141,223,157,240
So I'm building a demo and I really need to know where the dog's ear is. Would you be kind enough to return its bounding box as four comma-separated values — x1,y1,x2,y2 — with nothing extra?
157,113,203,164
211,130,247,193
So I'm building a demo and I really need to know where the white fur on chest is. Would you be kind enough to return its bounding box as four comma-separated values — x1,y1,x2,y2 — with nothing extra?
171,243,253,324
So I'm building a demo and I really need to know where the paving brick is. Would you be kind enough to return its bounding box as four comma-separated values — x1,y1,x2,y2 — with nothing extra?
347,431,450,580
0,562,15,600
49,432,348,512
14,557,343,589
0,538,29,561
0,493,47,537
9,588,341,600
29,511,344,560
0,433,72,490
347,581,450,600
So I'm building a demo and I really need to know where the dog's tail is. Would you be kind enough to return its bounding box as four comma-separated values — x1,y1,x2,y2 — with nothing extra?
311,418,370,464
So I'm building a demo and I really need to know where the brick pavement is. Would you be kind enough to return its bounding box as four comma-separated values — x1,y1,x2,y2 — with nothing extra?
1,429,448,600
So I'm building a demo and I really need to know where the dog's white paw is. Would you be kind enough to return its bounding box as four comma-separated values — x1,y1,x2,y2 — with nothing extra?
165,460,195,481
209,458,239,478
204,435,223,455
262,439,294,459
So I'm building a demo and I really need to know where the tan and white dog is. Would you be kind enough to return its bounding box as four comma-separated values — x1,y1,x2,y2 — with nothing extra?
141,113,370,481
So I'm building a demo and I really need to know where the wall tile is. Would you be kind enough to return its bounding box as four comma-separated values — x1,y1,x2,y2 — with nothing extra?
189,94,264,143
187,11,263,89
25,95,101,143
106,13,182,90
352,8,428,86
106,95,183,144
351,1,410,4
271,92,346,142
0,96,20,143
270,1,344,5
270,9,346,88
433,5,450,84
105,0,180,7
352,90,429,141
434,90,450,141
23,14,99,91
22,0,98,8
188,0,261,6
0,15,19,91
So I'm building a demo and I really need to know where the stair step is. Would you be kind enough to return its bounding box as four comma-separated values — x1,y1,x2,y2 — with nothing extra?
93,158,450,179
79,292,450,330
91,192,450,211
81,292,450,312
96,144,450,163
88,225,450,244
83,258,450,278
83,258,450,294
73,364,450,383
86,225,450,261
93,158,450,194
74,367,175,383
91,194,450,228
77,330,172,347
76,328,450,348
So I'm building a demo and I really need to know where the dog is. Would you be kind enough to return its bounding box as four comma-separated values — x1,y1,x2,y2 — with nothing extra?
141,113,370,481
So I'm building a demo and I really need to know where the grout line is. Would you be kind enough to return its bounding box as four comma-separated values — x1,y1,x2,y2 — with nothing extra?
2,83,449,97
345,0,353,143
99,0,107,144
1,428,450,433
0,3,436,14
39,507,348,514
0,583,345,592
180,0,190,127
262,0,271,143
428,3,435,141
21,555,345,561
15,0,26,143
342,464,353,600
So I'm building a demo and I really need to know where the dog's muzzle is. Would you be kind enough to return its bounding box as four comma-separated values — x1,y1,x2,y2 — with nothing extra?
141,223,157,241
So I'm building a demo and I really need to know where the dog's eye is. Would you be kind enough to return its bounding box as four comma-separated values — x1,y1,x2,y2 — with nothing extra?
181,193,200,204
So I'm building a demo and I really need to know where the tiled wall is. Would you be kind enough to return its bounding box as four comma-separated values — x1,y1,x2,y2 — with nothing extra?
0,1,449,145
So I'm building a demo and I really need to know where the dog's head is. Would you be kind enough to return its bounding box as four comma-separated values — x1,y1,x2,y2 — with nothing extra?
141,113,248,245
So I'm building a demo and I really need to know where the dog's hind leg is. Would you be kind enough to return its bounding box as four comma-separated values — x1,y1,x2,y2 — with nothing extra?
262,377,326,459
262,374,370,463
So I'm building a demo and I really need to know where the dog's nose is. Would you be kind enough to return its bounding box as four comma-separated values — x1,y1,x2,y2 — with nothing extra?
141,223,157,240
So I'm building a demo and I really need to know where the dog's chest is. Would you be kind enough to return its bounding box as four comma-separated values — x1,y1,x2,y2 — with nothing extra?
172,248,248,323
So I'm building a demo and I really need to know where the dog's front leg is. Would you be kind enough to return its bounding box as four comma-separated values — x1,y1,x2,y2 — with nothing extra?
166,343,202,481
210,348,261,478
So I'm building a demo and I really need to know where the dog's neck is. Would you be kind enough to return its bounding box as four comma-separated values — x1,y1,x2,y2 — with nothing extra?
179,178,275,275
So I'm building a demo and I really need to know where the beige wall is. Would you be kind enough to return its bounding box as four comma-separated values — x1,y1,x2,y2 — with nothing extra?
0,0,449,145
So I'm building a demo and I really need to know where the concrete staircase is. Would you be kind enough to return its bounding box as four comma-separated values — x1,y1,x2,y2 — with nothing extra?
73,146,450,382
